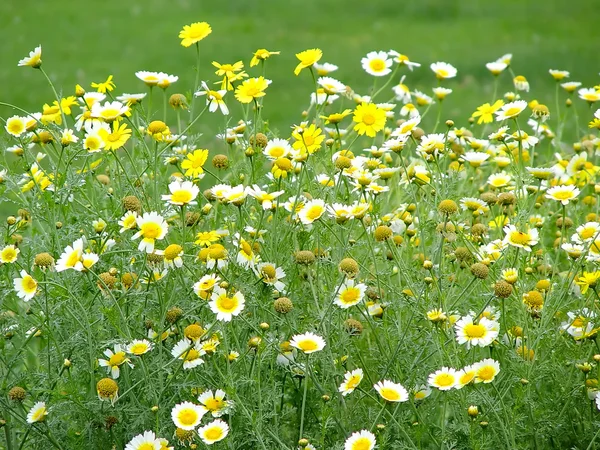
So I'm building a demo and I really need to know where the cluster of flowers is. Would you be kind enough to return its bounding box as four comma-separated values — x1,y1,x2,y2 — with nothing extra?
3,17,600,450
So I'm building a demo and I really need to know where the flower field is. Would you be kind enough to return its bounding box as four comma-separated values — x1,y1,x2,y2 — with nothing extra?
2,11,600,450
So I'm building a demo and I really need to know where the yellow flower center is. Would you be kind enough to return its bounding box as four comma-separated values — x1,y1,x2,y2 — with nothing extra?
100,109,120,119
171,190,193,204
379,387,401,401
504,107,521,117
217,295,238,312
346,375,361,389
31,408,46,422
204,397,224,411
435,373,455,387
123,215,136,228
86,136,102,150
478,366,495,381
509,231,531,246
2,248,17,261
340,287,361,304
130,343,148,354
460,371,475,385
352,437,372,450
184,349,200,361
8,121,24,134
304,205,323,221
297,339,318,352
268,146,285,158
109,352,126,366
190,156,205,168
22,276,37,292
66,250,80,267
204,427,223,441
464,323,486,338
369,59,385,71
261,265,277,280
138,444,155,450
178,409,198,426
362,113,376,125
551,190,574,201
141,222,161,239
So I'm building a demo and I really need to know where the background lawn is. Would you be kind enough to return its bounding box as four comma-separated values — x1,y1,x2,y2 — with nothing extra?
1,0,599,135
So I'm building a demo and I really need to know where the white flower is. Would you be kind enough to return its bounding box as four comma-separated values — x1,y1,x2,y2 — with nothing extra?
361,51,393,77
13,270,38,301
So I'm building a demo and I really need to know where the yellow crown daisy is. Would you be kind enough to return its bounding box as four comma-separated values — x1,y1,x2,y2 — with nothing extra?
0,244,20,264
361,51,393,77
495,100,527,121
171,401,207,430
209,287,245,322
374,380,409,402
546,185,580,205
344,430,376,450
294,48,323,76
124,430,162,450
198,419,229,445
430,61,457,79
5,116,28,137
474,358,500,383
126,339,153,356
353,103,386,137
132,212,169,253
18,45,42,68
250,48,280,67
13,270,38,302
290,332,326,354
171,339,205,369
26,401,48,423
198,389,230,417
162,180,199,206
503,224,539,252
179,22,212,47
234,77,271,104
455,315,499,348
339,369,364,396
98,344,131,379
335,279,367,309
181,149,209,179
428,367,458,391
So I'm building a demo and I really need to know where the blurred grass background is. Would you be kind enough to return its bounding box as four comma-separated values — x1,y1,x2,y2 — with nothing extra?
1,0,599,133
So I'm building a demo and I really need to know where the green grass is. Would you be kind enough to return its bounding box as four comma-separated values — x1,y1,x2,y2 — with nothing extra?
1,0,599,133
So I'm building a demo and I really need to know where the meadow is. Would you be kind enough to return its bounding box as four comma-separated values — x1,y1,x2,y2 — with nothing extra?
1,0,600,449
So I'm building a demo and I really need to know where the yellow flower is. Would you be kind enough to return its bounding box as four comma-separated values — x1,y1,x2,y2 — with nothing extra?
292,123,324,155
41,103,62,125
181,149,209,178
234,77,271,104
250,49,280,67
294,48,322,76
471,100,504,124
213,61,244,78
179,22,212,47
320,109,352,124
353,103,386,137
18,46,42,68
57,96,78,116
91,75,116,93
98,121,131,151
576,271,600,295
271,157,293,179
